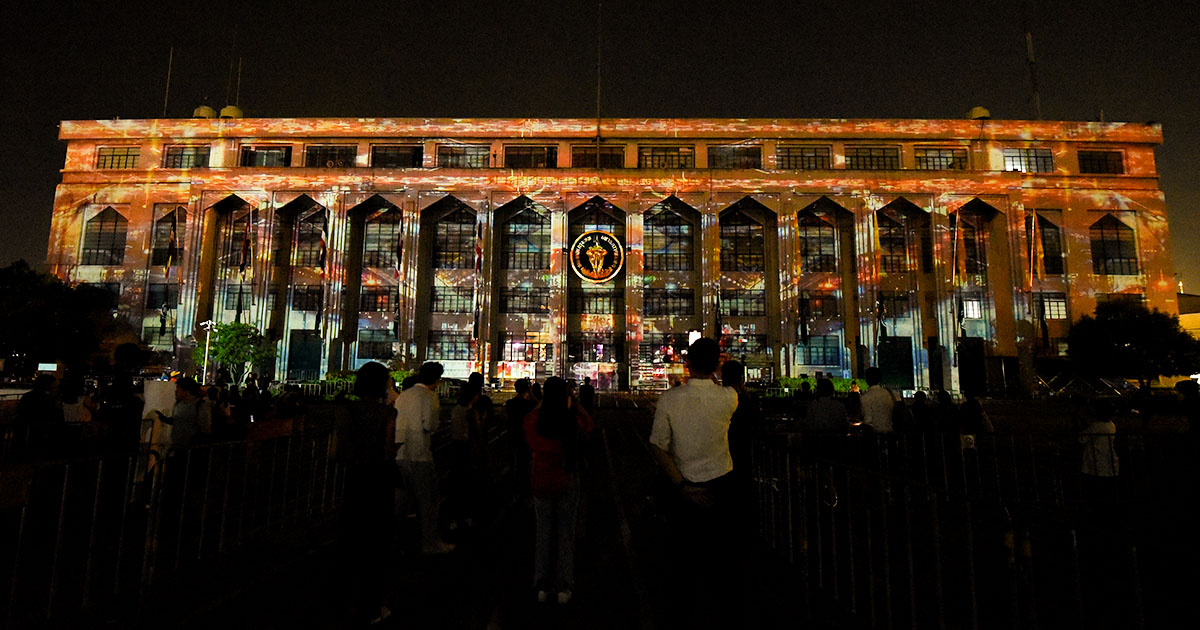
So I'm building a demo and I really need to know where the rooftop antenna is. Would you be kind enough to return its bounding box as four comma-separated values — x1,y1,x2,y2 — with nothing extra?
235,57,243,107
595,1,602,163
225,25,239,106
162,46,174,117
1021,0,1042,120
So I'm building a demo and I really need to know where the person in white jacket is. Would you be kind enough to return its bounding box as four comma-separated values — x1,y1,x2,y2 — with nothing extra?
1079,407,1119,505
394,362,454,554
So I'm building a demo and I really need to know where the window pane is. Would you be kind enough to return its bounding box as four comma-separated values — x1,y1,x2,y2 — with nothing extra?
305,145,357,168
644,288,695,315
799,213,837,272
915,147,967,170
567,333,622,362
776,146,831,170
500,287,550,313
719,290,766,317
708,145,762,169
150,207,185,267
571,145,624,168
163,146,210,168
499,332,554,362
239,146,292,167
1090,215,1138,275
503,205,550,270
845,147,901,170
1003,148,1053,173
638,146,694,168
799,335,841,365
438,145,490,168
359,286,398,312
291,285,323,311
434,207,477,269
81,207,128,265
294,211,328,267
357,329,395,360
645,204,694,271
371,145,423,168
363,210,401,268
431,287,473,313
96,147,139,169
504,145,557,168
1078,150,1124,174
428,331,472,360
719,211,764,272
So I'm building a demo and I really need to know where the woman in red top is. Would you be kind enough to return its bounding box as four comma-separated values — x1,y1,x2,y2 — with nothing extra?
524,376,593,604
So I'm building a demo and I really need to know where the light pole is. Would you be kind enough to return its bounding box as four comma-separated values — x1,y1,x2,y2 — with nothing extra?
200,320,216,384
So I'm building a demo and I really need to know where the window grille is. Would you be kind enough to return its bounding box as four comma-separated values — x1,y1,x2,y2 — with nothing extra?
371,144,424,168
719,290,766,317
569,288,623,314
845,146,901,170
427,330,472,360
719,210,764,272
291,285,323,311
644,288,695,315
800,292,839,319
499,332,554,362
223,284,254,310
363,210,401,268
96,147,139,169
915,147,967,170
640,334,689,364
1003,148,1054,173
1089,214,1138,275
80,207,128,265
431,287,473,313
239,145,291,167
305,145,356,168
502,205,550,269
720,334,768,356
150,207,185,267
571,145,624,168
433,207,477,269
798,212,837,272
877,212,907,273
357,329,395,360
360,286,397,312
294,211,327,267
638,146,695,168
876,291,911,319
1025,213,1065,276
146,283,179,309
1077,150,1124,174
708,145,762,169
437,144,490,168
504,145,557,168
798,335,841,365
776,146,831,170
645,204,694,271
1033,292,1068,320
567,333,622,363
163,145,209,168
500,287,550,313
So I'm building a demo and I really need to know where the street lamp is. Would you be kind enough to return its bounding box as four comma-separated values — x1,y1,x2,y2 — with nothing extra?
200,320,216,384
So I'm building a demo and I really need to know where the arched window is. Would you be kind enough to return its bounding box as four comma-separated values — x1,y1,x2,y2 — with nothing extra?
645,200,694,271
81,207,128,265
569,197,624,242
720,210,764,272
151,207,185,267
433,206,477,270
1089,214,1137,275
294,209,328,267
223,210,255,270
363,209,401,268
1025,213,1065,275
961,216,987,275
502,203,550,269
798,211,837,273
876,211,907,273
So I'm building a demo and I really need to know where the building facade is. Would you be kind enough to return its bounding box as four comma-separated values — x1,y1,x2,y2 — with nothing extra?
47,116,1175,392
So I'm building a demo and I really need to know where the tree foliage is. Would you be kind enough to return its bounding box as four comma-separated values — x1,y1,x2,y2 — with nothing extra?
192,322,276,385
1067,300,1200,385
0,260,144,375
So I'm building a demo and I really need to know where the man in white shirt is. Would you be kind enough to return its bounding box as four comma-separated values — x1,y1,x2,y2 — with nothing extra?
649,337,740,626
394,361,453,554
859,366,895,433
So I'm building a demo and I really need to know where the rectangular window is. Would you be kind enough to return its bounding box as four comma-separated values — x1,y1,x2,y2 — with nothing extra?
437,144,490,168
223,284,253,310
571,145,625,168
357,329,395,360
427,330,472,360
163,145,210,168
569,288,624,314
800,292,839,319
1003,148,1054,173
720,290,767,317
362,215,401,268
776,145,832,170
1097,292,1145,305
708,145,762,169
640,334,689,364
567,332,622,363
305,145,357,168
431,286,473,313
878,291,911,319
504,145,557,168
963,296,984,320
239,145,292,167
502,215,549,270
638,146,695,168
81,208,129,266
143,322,174,348
499,332,554,362
371,144,423,168
500,287,550,313
799,335,841,366
1027,213,1066,276
1034,292,1068,320
721,334,768,356
145,283,180,309
96,147,139,169
643,288,695,316
845,146,901,170
151,206,186,267
291,285,323,311
359,286,397,312
914,147,968,170
1077,150,1124,174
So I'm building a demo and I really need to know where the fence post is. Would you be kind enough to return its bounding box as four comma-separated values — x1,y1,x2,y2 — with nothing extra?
45,463,72,619
82,460,105,609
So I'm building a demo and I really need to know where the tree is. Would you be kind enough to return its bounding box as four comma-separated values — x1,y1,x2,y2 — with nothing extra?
1067,300,1200,387
192,322,276,385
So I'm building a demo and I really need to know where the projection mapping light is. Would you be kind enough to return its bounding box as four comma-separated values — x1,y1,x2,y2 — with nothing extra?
570,230,624,283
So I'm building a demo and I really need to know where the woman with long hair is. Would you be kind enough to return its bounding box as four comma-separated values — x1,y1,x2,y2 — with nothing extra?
525,376,593,604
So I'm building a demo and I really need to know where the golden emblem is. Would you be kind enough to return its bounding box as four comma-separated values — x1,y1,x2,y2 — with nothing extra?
570,230,624,283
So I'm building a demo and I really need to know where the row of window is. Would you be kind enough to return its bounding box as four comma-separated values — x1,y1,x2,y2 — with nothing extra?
80,201,1139,279
94,144,1128,175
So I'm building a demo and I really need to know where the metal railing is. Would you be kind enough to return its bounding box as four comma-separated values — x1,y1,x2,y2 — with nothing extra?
1,431,344,626
748,431,1170,628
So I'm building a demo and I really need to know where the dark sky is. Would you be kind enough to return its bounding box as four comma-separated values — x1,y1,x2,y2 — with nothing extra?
3,1,1197,288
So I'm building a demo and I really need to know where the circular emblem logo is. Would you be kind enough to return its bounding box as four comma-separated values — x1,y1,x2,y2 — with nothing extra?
570,230,624,283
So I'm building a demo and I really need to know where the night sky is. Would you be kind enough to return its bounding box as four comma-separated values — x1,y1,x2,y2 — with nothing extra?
3,1,1196,289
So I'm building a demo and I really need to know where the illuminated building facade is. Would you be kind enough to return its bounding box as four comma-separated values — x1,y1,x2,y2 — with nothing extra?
47,116,1175,392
